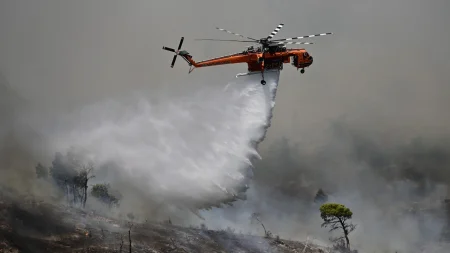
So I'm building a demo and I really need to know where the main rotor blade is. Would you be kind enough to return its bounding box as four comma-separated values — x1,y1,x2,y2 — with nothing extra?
215,27,258,41
163,46,176,52
274,41,314,45
267,23,284,39
194,38,256,42
271,32,333,42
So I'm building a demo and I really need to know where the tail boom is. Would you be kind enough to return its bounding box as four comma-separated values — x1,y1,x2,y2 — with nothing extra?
179,51,251,70
162,37,252,72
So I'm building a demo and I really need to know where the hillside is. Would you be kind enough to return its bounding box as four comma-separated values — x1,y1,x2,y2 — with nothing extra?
0,193,326,253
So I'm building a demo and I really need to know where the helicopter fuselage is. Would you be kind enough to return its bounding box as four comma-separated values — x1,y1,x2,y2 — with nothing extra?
180,47,313,72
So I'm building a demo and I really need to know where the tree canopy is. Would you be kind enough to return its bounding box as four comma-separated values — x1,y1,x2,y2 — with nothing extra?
320,203,353,220
91,183,120,208
35,163,49,179
314,188,328,204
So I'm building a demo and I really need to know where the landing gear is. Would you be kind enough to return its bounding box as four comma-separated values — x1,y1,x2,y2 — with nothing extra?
261,69,266,85
300,68,305,74
260,52,267,85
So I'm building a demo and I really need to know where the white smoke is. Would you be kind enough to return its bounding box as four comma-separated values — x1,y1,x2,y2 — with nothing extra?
25,71,280,210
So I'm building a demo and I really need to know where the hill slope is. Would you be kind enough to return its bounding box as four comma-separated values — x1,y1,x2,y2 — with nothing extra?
0,193,326,253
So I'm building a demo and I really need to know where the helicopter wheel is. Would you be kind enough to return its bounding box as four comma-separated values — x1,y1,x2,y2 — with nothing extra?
300,68,305,74
261,69,266,85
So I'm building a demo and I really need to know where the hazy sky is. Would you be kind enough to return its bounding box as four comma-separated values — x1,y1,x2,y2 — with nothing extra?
1,0,449,146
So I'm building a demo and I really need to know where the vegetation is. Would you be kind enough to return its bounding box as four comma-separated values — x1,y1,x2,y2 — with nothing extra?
319,203,356,250
35,150,96,208
91,183,121,208
35,163,48,179
34,148,127,212
314,188,328,204
250,212,272,238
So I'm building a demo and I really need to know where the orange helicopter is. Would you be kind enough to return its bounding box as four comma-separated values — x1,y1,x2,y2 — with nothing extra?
162,24,332,85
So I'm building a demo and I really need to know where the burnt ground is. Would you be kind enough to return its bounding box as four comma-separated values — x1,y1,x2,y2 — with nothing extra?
0,194,327,253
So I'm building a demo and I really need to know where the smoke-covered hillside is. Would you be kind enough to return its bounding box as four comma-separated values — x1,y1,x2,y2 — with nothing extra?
198,121,450,252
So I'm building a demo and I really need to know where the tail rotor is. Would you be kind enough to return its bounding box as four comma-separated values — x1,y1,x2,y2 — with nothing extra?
162,37,184,68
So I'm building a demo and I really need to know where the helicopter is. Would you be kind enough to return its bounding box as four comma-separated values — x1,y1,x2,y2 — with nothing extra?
162,23,332,85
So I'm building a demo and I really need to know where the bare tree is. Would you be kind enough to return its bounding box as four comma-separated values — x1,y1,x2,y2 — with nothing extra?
81,163,95,208
119,234,124,253
250,212,272,238
128,223,134,253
